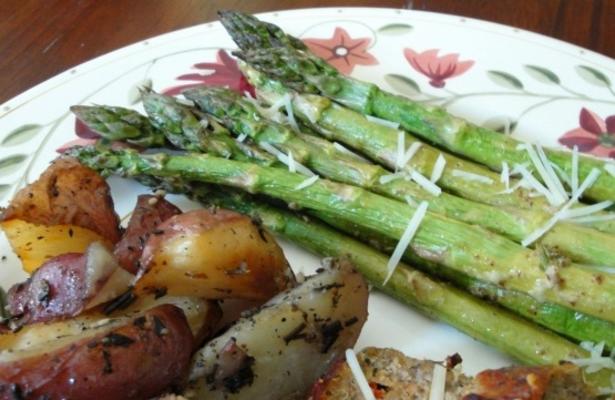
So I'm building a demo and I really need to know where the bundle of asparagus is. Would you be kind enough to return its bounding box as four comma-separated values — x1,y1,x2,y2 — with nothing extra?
65,11,615,394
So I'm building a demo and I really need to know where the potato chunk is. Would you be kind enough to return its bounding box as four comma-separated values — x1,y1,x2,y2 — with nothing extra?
186,260,368,400
135,209,295,300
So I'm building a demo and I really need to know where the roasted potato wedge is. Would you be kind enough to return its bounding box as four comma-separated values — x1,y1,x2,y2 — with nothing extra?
114,194,181,274
1,157,121,243
186,259,368,400
6,242,132,326
0,295,220,354
136,209,295,300
0,219,112,274
0,305,193,400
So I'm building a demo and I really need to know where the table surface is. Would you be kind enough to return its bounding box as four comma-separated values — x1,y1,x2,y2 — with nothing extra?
1,0,614,105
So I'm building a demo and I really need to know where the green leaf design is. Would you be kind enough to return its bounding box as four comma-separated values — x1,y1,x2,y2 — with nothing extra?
0,154,28,177
384,74,421,96
524,65,560,85
2,124,43,146
576,65,612,87
378,23,413,36
482,116,517,135
0,184,10,200
487,70,524,90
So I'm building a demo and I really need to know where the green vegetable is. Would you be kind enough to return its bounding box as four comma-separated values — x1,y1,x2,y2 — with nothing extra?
185,86,615,268
68,145,615,323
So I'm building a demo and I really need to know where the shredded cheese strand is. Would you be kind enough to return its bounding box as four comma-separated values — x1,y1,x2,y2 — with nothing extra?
549,161,572,189
258,142,314,177
430,154,446,183
400,142,422,169
521,168,601,246
514,164,555,204
332,142,369,162
524,144,566,206
451,169,494,184
536,145,568,201
559,201,614,220
572,146,579,192
500,161,510,190
294,175,320,191
604,162,615,178
236,133,248,143
410,170,442,196
283,95,300,132
365,114,400,129
384,201,429,285
287,150,296,173
429,364,447,400
379,172,405,185
345,349,376,400
567,213,615,224
396,131,405,171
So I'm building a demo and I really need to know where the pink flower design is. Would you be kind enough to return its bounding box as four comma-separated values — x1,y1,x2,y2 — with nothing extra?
559,108,615,158
162,50,254,96
404,49,474,88
303,27,378,75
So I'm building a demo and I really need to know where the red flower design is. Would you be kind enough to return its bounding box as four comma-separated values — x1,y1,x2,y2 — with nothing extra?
303,27,378,75
404,49,474,88
162,50,254,96
559,108,615,158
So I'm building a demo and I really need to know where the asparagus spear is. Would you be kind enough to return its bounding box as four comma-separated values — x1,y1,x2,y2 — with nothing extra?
241,66,615,234
67,145,615,323
314,210,615,348
185,86,615,268
221,11,615,203
80,93,615,347
72,99,279,167
71,105,166,147
109,174,614,391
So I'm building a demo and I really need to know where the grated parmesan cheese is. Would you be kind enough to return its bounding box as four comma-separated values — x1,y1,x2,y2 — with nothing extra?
287,150,296,173
570,341,615,374
384,201,429,285
559,201,614,220
294,175,319,191
365,114,400,130
521,168,601,246
396,131,405,170
400,142,423,169
429,364,447,400
332,142,370,162
283,95,300,132
513,164,556,204
345,349,376,400
604,162,615,178
451,169,494,185
378,172,405,185
410,170,442,196
500,161,510,190
430,154,446,184
258,142,314,177
567,213,615,224
524,143,567,206
572,146,579,192
549,161,572,189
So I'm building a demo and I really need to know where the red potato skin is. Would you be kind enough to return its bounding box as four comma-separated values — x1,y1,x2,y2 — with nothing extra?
114,195,181,274
0,304,194,400
6,252,87,325
1,157,121,243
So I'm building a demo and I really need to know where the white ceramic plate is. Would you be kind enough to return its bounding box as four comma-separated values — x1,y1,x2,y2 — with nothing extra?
2,7,615,375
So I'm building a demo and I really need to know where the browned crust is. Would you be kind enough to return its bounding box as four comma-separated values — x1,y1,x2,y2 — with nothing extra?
0,304,194,400
2,157,121,243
